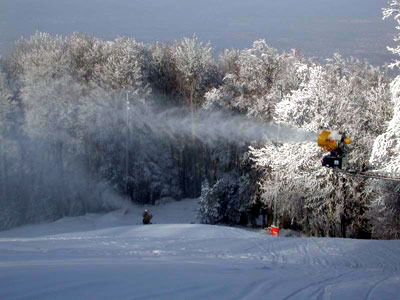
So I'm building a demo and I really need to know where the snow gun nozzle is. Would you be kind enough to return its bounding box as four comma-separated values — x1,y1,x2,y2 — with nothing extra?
317,130,350,152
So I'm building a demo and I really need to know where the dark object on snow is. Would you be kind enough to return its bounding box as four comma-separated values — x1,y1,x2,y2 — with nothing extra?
322,154,344,169
142,209,153,224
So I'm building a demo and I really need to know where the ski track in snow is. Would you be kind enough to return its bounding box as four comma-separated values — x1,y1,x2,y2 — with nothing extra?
0,199,400,300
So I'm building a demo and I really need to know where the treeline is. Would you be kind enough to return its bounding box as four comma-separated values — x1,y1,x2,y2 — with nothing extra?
0,32,399,239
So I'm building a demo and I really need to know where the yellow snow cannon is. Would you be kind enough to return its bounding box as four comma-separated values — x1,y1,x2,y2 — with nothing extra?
318,130,350,152
318,130,351,169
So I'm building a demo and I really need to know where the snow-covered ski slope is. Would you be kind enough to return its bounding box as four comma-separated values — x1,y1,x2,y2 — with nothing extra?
1,199,400,300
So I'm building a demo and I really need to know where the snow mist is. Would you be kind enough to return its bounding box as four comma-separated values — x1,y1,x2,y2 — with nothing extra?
136,107,315,145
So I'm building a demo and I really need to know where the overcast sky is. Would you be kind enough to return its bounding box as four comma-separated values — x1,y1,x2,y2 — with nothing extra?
1,0,396,65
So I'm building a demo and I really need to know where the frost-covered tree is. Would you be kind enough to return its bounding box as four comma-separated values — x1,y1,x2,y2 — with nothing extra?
205,41,307,121
0,70,18,229
383,0,400,69
363,1,400,239
65,33,106,85
22,75,82,150
3,30,397,238
274,49,307,96
250,55,391,237
91,37,150,93
370,76,400,171
205,40,281,119
233,40,280,97
18,75,105,222
250,143,329,235
276,54,391,169
201,41,289,214
250,140,373,238
0,71,15,136
368,76,400,239
64,34,151,94
12,32,67,86
170,37,221,197
172,36,219,107
148,43,179,100
371,0,400,172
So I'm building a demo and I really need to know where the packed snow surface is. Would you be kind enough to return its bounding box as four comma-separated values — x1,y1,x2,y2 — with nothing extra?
1,199,400,300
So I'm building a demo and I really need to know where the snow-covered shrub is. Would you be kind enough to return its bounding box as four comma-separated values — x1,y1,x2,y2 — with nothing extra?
197,180,218,224
197,148,262,226
197,172,242,225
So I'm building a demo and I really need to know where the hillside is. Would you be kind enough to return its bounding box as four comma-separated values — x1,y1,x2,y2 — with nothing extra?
0,199,399,300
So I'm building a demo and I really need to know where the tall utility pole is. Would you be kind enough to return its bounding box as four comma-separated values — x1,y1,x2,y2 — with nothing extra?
126,91,130,195
273,125,281,227
0,141,5,202
273,173,278,226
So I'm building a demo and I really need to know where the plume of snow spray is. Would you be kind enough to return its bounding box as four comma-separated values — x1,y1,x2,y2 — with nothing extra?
133,106,315,145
